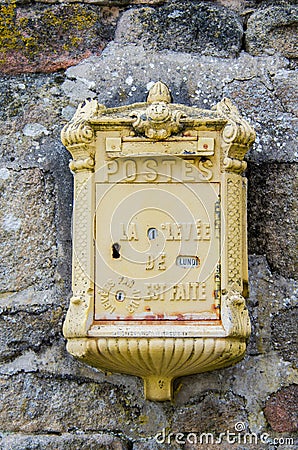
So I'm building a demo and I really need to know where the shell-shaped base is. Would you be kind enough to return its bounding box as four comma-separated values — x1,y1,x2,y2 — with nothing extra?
66,336,247,401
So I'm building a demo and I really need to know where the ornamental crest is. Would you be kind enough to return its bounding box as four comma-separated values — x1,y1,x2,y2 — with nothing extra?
130,81,185,139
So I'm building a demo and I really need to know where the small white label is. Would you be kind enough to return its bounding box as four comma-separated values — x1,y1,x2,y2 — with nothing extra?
176,256,199,268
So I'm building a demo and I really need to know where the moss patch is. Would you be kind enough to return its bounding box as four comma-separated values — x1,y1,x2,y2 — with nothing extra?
0,3,119,73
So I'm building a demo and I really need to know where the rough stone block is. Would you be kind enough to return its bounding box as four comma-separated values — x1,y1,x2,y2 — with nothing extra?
271,307,298,366
0,4,119,73
222,77,298,163
0,373,125,433
0,74,74,291
115,2,243,57
247,163,297,280
0,168,57,292
171,391,247,434
272,68,298,116
247,256,297,357
0,290,64,363
0,433,128,450
0,372,168,438
264,384,298,432
246,4,298,58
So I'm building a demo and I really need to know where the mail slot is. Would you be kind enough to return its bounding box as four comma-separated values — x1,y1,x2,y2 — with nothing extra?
61,81,255,401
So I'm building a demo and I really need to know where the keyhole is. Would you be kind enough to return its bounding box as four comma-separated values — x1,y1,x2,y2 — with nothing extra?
148,228,158,240
115,291,125,302
112,243,121,258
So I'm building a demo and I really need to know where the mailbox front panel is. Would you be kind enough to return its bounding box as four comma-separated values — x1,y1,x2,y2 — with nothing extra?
94,161,221,321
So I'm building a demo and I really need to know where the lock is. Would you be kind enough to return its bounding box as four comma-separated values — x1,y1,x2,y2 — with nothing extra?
61,81,255,401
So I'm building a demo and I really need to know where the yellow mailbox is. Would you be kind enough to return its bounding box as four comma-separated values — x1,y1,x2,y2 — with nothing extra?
61,82,255,401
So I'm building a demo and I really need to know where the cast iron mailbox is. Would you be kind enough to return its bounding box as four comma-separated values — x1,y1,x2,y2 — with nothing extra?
61,82,255,401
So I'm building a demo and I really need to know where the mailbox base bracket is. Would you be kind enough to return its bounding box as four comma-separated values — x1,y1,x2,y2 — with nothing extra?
66,334,247,401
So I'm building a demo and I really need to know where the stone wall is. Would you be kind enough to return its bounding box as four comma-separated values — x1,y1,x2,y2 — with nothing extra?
0,0,297,448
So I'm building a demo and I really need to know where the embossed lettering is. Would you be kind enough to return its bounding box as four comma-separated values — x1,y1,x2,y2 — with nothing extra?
181,223,192,241
105,160,118,181
198,158,213,181
182,160,195,181
144,159,158,181
99,291,116,313
161,222,210,241
170,283,207,301
194,220,211,241
162,160,175,181
176,256,199,268
160,222,181,240
146,254,154,270
123,159,137,181
158,253,166,270
145,283,167,300
146,253,166,270
118,276,135,288
126,296,141,314
102,157,215,183
120,223,139,241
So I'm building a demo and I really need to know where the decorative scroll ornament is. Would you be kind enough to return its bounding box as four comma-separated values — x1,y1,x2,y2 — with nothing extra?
61,99,105,172
130,81,185,140
222,291,251,338
215,98,256,173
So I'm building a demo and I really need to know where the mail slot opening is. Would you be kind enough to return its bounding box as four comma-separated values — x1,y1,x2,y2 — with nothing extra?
112,243,121,259
147,227,158,240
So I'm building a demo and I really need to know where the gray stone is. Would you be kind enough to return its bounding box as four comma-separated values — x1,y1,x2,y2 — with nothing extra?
0,74,73,292
22,123,50,138
247,163,297,279
0,168,57,292
0,336,143,395
172,391,247,433
132,436,270,450
0,293,64,363
0,433,128,450
222,77,298,163
0,4,120,74
231,353,297,433
246,256,298,356
271,307,298,366
11,0,163,4
246,4,298,58
115,2,243,57
0,372,169,438
61,105,77,121
0,374,117,433
61,79,97,105
174,352,297,434
183,441,269,450
272,68,298,116
216,0,260,13
132,440,181,450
